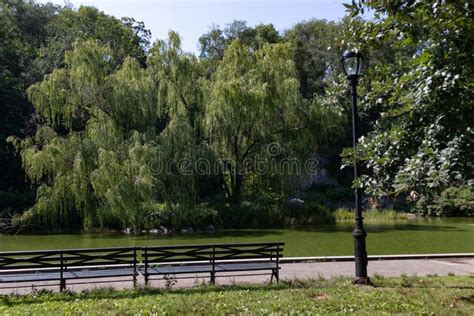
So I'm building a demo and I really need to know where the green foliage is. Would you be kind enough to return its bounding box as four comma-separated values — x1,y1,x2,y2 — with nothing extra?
199,20,280,60
285,202,335,226
7,1,472,233
163,204,219,230
206,40,299,206
341,1,474,207
0,0,59,87
283,19,344,98
0,0,151,221
205,40,341,206
11,39,161,231
148,32,210,207
36,5,150,75
0,188,35,215
217,197,284,229
302,184,353,209
1,276,473,314
415,185,474,217
0,0,59,214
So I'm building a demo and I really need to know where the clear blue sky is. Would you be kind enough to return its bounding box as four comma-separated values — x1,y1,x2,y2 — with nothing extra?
41,0,350,53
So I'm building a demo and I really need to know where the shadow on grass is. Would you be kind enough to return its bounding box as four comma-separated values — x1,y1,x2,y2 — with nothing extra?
0,283,288,307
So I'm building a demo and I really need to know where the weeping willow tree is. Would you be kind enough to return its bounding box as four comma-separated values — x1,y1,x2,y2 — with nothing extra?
10,30,344,231
9,32,209,231
205,40,343,206
148,33,211,208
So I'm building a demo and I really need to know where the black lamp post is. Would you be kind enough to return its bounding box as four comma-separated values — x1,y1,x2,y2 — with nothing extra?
341,50,370,285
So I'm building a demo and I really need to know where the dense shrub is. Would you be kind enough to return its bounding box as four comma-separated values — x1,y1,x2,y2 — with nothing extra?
0,188,36,215
416,186,474,217
285,201,335,226
217,193,285,229
302,184,353,209
161,204,219,230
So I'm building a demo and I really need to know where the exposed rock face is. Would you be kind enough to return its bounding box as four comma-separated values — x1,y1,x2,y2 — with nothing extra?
123,227,133,234
149,228,159,234
203,224,215,233
159,226,169,234
287,198,304,208
180,227,194,234
295,154,338,189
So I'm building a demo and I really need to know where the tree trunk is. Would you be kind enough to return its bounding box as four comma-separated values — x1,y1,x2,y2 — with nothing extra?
229,174,242,207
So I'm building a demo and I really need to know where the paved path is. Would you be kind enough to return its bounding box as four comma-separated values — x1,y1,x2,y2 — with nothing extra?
1,258,473,295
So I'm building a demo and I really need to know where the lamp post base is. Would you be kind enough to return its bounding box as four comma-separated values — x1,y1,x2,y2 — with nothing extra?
352,277,373,286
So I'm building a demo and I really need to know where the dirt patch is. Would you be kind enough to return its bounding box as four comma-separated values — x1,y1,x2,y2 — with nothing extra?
312,293,332,301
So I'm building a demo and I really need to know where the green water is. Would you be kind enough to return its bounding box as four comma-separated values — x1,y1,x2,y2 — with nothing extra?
0,218,473,257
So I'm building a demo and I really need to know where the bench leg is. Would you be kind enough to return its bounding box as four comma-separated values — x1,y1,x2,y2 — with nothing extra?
210,272,215,285
60,279,66,292
271,269,279,283
133,274,137,288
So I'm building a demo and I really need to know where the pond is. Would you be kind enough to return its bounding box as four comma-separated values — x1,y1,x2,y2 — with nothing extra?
0,217,473,257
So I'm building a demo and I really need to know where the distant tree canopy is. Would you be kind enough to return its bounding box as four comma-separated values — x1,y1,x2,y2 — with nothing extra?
199,20,280,60
36,5,151,76
284,19,344,98
0,0,151,216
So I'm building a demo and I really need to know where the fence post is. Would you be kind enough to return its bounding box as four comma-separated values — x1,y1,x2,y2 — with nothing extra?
144,248,149,286
60,250,65,292
133,248,137,288
211,245,216,285
276,243,280,283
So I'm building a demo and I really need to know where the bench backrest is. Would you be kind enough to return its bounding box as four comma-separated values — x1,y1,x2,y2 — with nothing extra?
0,250,62,271
213,242,284,262
62,247,137,269
144,242,284,265
0,247,137,272
0,242,284,272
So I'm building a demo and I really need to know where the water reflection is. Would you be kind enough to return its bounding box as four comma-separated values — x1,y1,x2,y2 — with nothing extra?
0,218,473,256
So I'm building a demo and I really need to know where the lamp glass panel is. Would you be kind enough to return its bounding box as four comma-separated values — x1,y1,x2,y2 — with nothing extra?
344,57,359,76
356,56,362,75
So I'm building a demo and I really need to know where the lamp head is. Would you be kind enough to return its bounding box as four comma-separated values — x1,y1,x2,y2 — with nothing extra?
341,50,363,79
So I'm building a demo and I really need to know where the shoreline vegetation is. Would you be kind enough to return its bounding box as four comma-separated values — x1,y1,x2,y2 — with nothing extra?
334,208,411,222
9,207,415,235
0,276,472,314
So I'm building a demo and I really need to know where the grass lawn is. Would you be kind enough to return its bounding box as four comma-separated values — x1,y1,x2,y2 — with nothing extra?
1,275,473,314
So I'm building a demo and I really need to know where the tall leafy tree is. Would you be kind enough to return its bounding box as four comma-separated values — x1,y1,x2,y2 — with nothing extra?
11,31,217,231
36,5,150,76
199,20,280,60
11,39,160,230
205,40,341,206
0,1,151,217
284,19,344,99
147,32,212,207
341,1,474,209
0,0,59,214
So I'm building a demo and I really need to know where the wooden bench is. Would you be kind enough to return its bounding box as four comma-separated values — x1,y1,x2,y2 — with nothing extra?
142,242,284,285
0,247,138,291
